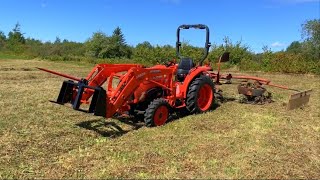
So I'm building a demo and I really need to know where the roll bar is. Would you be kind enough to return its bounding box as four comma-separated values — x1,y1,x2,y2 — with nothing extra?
176,24,211,65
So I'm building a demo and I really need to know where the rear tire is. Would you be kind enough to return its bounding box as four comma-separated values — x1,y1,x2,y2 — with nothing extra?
186,75,215,114
144,98,171,127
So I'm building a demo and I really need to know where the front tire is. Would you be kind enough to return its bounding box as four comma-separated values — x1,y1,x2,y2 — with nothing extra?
144,98,171,127
186,75,215,114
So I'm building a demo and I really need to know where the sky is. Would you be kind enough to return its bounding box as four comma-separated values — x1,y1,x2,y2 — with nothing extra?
0,0,319,52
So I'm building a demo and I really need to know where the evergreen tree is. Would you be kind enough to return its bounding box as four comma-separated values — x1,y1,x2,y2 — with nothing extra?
112,26,125,45
54,37,61,44
108,26,131,58
8,22,25,44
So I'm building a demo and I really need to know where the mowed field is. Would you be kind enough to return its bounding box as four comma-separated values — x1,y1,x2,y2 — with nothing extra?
0,59,319,179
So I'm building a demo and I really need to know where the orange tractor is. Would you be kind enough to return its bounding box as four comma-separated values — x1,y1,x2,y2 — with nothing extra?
38,24,311,127
39,24,224,126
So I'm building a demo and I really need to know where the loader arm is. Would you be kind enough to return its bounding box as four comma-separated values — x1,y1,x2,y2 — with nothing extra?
37,64,143,102
105,66,176,118
81,64,143,101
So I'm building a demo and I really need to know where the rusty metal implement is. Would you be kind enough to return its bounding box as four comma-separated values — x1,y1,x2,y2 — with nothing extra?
287,89,312,110
212,74,313,110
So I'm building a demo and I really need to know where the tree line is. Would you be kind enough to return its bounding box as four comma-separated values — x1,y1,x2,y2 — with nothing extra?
0,19,319,74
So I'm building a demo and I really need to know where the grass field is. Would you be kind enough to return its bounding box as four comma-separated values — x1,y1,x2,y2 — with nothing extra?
0,59,319,179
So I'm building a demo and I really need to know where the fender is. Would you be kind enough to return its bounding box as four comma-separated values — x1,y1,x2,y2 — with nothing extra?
180,65,213,98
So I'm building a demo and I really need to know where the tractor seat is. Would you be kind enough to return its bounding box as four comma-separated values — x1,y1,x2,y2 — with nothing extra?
176,58,195,82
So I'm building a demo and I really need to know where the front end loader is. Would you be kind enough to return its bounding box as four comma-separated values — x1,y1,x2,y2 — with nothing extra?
38,24,312,127
38,24,217,127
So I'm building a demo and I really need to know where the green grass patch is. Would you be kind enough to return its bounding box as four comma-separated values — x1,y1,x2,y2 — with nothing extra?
0,59,319,178
0,53,33,60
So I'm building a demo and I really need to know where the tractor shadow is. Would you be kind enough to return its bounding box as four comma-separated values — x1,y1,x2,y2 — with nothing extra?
76,97,236,137
76,118,143,138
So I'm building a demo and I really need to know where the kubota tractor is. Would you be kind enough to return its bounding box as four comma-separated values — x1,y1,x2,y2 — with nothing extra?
39,24,312,126
38,24,228,126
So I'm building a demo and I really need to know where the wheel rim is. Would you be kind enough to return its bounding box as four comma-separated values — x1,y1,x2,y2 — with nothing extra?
197,84,213,111
154,105,169,126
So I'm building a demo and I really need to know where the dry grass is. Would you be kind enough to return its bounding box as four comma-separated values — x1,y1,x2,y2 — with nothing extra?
0,59,319,179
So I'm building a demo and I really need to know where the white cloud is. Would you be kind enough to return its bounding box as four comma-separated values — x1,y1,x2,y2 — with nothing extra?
271,42,286,47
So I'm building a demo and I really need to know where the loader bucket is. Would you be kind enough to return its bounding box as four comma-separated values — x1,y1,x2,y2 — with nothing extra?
55,80,107,117
287,89,312,110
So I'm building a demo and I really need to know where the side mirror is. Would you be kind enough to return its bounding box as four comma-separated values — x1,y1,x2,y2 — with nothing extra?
219,52,230,63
